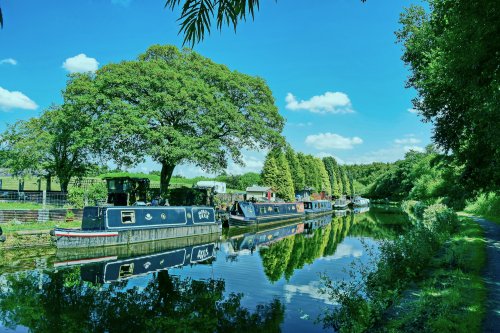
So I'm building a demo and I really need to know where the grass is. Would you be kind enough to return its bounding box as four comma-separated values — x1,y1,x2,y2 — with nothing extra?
0,202,60,210
1,220,81,233
464,192,500,225
385,216,486,332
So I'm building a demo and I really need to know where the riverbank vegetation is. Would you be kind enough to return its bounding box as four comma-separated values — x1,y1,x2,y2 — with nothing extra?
320,202,486,332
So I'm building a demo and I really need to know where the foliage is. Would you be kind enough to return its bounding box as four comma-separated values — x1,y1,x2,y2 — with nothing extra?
323,157,341,197
320,204,463,332
465,192,500,223
397,0,500,193
1,104,98,192
216,172,261,191
0,269,285,332
64,45,284,195
367,147,469,209
68,182,108,208
261,151,294,201
316,158,332,195
285,146,305,192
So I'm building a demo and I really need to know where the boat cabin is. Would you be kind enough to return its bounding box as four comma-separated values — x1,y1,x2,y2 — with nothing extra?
304,200,332,214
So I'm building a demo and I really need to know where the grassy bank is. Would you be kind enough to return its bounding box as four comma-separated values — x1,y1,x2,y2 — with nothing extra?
1,220,81,233
385,216,486,332
320,203,486,332
465,192,500,225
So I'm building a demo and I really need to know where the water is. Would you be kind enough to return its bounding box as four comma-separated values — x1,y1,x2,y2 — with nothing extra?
0,206,408,332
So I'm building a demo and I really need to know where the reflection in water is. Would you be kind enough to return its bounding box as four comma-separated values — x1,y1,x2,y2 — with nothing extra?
0,206,409,332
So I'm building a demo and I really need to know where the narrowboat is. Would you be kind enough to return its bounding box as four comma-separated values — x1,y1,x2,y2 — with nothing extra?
227,222,304,254
78,241,217,284
352,206,370,214
228,201,305,226
333,196,349,209
304,213,332,233
303,200,332,215
51,205,220,248
351,196,370,207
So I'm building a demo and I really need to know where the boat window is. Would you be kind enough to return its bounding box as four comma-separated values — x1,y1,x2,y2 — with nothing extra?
292,205,296,210
260,207,266,214
121,211,136,224
274,206,279,213
119,263,134,278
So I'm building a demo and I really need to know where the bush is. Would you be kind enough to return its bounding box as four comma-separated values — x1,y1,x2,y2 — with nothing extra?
465,192,500,218
423,204,458,234
68,182,108,208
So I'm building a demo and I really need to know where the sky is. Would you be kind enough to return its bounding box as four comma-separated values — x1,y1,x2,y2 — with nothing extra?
0,0,432,177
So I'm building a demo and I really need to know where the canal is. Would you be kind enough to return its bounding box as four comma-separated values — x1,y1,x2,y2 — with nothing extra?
0,206,409,332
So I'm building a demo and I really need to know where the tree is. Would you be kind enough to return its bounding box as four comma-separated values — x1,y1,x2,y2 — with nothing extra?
397,0,500,192
1,104,97,192
261,151,294,201
285,146,305,192
65,45,284,195
315,158,331,195
323,157,341,197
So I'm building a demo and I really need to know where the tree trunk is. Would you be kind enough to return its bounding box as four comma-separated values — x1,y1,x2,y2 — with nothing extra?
46,174,52,192
160,161,176,197
59,177,70,193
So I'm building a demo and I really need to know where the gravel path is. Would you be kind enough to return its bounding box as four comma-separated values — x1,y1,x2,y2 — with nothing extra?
471,216,500,333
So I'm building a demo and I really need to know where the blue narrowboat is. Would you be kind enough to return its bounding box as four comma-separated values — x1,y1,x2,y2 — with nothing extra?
228,202,305,226
78,242,217,283
304,213,333,232
228,222,304,254
52,206,220,248
304,200,332,215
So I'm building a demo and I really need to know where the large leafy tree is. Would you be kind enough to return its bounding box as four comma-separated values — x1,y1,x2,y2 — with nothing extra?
397,0,500,192
1,104,97,192
66,45,284,195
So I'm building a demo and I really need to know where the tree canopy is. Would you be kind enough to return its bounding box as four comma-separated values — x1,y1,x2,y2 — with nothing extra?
65,45,284,194
0,104,98,191
397,0,500,192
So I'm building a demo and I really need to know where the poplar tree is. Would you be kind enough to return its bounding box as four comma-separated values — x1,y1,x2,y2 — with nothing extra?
323,157,341,197
261,154,279,192
316,158,332,195
276,153,296,201
285,146,305,192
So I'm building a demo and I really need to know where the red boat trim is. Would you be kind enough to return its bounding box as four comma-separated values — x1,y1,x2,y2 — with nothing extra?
54,231,119,238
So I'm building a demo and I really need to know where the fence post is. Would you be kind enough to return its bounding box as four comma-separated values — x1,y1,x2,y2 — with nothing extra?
84,193,88,207
42,190,47,209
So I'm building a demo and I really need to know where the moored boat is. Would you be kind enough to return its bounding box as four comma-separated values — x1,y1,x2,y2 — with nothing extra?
51,205,220,248
351,196,370,207
333,196,349,209
303,200,332,215
228,201,305,226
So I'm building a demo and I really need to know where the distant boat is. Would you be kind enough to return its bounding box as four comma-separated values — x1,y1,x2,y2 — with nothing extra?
304,200,332,215
228,202,305,226
333,196,349,209
304,213,332,233
51,205,220,248
351,196,370,207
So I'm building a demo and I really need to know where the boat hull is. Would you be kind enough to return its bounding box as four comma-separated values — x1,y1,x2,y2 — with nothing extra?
52,224,221,248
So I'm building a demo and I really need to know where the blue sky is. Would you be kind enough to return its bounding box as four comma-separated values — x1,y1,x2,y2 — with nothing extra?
0,0,431,177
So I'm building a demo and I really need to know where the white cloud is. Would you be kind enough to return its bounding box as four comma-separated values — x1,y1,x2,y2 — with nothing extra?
62,54,99,73
0,58,17,65
284,281,335,305
314,152,345,164
285,91,354,114
408,108,418,114
305,132,363,150
394,137,421,145
0,86,38,111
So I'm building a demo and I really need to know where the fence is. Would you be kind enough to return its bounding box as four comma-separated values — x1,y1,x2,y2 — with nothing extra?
0,190,69,208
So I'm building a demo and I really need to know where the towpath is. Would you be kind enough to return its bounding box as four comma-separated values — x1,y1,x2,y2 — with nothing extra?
471,216,500,333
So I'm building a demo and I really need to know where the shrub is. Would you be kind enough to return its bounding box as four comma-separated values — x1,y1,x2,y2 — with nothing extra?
423,204,458,234
465,192,500,217
68,182,108,208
